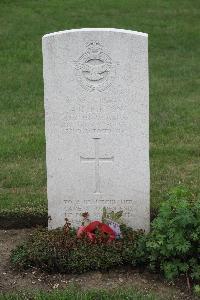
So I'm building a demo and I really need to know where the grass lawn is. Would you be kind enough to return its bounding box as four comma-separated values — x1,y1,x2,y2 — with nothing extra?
0,0,199,216
0,287,161,300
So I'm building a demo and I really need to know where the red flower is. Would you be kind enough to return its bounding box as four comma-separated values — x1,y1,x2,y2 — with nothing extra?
77,221,116,242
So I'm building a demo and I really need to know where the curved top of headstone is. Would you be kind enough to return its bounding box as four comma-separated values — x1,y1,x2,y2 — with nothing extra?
42,28,148,39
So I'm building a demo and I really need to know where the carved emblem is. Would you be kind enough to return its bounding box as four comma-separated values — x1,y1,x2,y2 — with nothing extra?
75,41,116,92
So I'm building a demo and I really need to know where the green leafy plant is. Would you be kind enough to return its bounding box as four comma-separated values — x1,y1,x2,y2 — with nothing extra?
194,285,200,297
102,207,123,224
146,186,200,286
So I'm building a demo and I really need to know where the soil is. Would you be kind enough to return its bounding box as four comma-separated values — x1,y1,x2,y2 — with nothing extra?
0,229,198,299
0,215,47,229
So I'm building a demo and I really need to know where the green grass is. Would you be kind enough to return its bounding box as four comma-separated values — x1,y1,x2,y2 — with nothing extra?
0,287,161,300
0,0,199,214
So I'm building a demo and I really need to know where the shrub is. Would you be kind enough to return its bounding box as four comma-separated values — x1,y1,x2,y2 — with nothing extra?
11,226,144,274
146,186,200,282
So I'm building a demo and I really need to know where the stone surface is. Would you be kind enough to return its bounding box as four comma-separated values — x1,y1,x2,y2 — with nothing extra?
42,28,150,231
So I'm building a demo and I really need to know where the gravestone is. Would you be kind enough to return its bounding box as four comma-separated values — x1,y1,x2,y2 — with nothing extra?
42,28,150,231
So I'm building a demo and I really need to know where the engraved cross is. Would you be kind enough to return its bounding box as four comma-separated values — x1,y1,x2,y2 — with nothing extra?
80,138,114,194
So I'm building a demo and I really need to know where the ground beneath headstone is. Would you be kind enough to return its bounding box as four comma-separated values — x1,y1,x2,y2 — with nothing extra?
0,229,197,299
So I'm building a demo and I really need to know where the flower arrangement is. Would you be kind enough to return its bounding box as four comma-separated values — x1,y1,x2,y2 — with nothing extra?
77,208,123,242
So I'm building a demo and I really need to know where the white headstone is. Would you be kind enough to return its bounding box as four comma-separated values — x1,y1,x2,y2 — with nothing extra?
43,28,150,231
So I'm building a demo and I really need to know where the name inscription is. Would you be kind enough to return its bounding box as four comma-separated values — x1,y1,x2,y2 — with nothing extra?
62,99,129,135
